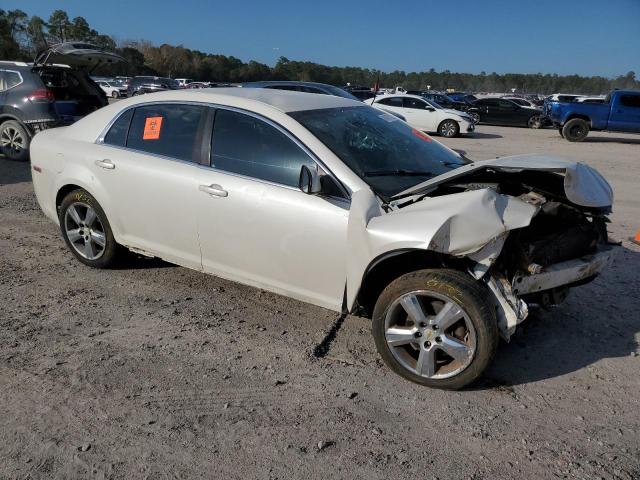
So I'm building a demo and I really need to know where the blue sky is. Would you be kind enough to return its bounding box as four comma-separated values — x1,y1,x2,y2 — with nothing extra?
4,0,640,77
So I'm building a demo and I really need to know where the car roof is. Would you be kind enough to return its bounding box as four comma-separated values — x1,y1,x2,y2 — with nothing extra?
108,87,362,113
242,80,341,89
374,93,425,101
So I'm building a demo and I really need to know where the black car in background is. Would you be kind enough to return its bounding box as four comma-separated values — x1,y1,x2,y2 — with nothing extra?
0,42,120,161
468,97,544,128
127,76,181,96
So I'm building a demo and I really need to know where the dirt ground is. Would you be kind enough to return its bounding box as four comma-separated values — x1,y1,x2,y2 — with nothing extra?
1,124,639,479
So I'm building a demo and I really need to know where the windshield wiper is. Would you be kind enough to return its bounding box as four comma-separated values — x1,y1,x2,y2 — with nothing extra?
364,169,434,177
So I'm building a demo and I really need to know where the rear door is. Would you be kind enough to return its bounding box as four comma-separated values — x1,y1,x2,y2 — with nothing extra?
89,102,208,269
194,108,349,310
609,94,640,132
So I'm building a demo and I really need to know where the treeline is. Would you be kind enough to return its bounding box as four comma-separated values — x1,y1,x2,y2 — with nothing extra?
1,8,638,94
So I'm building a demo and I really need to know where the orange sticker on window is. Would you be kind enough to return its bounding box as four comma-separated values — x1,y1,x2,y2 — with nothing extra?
412,129,432,142
143,117,163,140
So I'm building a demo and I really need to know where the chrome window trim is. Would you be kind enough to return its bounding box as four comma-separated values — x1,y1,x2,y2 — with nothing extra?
0,69,24,92
95,100,350,199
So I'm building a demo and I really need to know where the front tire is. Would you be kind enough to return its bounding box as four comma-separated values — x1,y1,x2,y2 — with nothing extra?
438,119,460,138
562,118,589,142
111,90,119,98
59,189,120,268
372,269,498,390
0,120,30,161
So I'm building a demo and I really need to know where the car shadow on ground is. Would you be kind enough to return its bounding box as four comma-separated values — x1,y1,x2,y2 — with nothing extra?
468,132,503,139
113,253,175,270
0,157,31,185
478,244,639,389
582,136,640,145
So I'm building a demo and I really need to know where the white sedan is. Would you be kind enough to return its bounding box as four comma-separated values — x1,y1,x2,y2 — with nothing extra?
370,94,475,137
30,89,615,389
96,80,126,98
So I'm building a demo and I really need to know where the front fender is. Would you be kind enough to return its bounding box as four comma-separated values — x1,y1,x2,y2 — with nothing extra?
345,188,538,310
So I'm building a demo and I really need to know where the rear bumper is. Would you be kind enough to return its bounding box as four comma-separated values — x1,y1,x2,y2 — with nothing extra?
511,246,616,296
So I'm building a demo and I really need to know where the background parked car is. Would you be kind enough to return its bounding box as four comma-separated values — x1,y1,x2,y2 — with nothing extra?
469,97,544,128
96,80,127,98
241,81,360,101
0,42,121,161
447,92,478,103
370,94,475,137
127,76,180,96
175,78,193,87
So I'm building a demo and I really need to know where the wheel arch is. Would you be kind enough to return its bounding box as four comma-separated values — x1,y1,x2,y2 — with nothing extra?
564,114,591,127
53,180,124,243
353,248,467,318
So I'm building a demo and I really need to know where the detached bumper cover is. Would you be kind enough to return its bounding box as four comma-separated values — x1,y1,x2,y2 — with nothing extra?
512,246,616,296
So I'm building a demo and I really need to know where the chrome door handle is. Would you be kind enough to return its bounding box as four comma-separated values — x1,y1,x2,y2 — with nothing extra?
95,159,115,169
199,184,228,198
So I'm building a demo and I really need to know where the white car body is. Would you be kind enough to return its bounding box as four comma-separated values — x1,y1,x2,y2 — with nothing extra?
29,89,615,386
369,94,475,135
97,81,125,98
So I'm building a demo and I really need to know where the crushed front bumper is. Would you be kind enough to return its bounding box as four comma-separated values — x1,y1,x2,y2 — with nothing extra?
511,246,616,296
485,245,616,340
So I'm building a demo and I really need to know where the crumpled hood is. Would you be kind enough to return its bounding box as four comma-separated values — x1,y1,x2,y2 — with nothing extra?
394,154,613,208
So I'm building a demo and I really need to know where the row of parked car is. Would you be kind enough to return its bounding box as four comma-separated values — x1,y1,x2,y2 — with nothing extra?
1,41,639,162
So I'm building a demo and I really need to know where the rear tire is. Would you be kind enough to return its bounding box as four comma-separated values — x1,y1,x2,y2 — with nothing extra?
438,119,460,138
0,120,30,161
562,118,589,142
372,269,498,390
59,189,120,268
527,115,542,129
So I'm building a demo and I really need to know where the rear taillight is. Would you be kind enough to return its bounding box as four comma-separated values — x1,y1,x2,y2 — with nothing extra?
28,89,55,102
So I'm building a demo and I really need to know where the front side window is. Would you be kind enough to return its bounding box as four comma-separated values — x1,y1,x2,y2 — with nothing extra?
211,109,316,187
290,106,468,200
126,104,207,162
404,98,428,109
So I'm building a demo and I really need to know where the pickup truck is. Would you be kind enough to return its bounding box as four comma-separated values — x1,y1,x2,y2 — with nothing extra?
546,90,640,141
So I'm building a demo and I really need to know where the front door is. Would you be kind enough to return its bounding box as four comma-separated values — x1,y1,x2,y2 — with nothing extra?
195,108,349,311
609,93,640,132
402,97,438,132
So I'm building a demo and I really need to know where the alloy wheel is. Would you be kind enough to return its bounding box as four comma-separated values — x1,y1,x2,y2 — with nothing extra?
0,126,26,158
64,202,107,260
384,290,476,379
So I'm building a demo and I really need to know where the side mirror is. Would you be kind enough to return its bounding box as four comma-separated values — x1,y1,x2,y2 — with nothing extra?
425,107,435,112
299,165,322,194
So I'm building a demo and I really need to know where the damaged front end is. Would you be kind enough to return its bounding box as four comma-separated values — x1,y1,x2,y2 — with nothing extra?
348,155,616,340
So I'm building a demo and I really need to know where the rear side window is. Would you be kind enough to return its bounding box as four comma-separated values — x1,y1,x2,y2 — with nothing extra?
0,70,22,91
378,97,403,107
104,109,134,147
126,104,207,162
620,95,640,108
211,109,315,187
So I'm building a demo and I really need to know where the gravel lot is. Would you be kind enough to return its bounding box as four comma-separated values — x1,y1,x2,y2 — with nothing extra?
1,125,639,479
